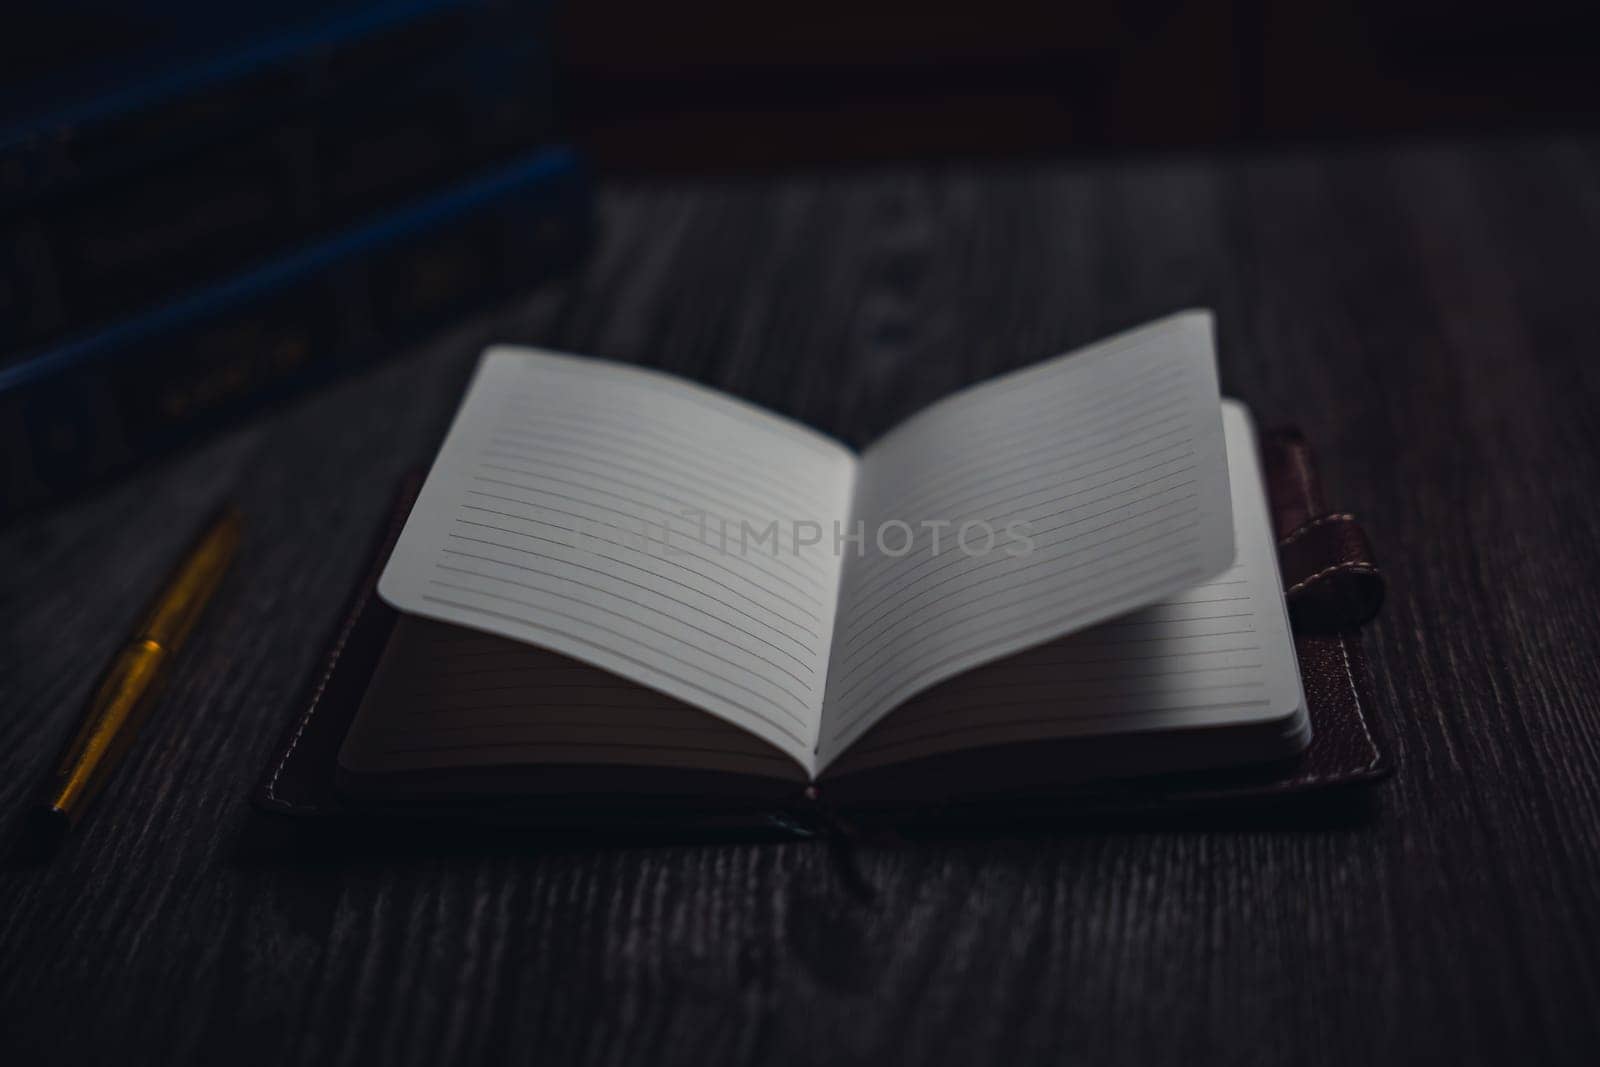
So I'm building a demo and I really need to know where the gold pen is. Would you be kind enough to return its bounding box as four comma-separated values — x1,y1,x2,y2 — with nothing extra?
39,507,242,832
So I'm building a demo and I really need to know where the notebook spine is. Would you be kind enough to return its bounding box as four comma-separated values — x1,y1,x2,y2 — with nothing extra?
0,146,591,520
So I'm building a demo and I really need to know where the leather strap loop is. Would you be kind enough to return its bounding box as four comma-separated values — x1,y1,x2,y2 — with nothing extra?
1277,513,1384,630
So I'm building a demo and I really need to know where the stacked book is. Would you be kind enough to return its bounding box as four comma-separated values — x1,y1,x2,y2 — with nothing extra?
0,0,591,518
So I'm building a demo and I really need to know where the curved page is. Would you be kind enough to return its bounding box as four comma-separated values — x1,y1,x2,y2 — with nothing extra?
378,348,857,774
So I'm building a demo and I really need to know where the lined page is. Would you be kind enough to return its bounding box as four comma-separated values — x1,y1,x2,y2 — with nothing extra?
818,311,1234,766
821,400,1305,776
340,618,807,782
378,347,857,773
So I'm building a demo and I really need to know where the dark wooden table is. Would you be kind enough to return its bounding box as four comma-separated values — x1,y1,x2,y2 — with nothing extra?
5,134,1599,1067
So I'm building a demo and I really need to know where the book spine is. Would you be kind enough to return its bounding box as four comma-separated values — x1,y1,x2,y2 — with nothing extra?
0,0,504,206
0,146,590,521
2,12,557,352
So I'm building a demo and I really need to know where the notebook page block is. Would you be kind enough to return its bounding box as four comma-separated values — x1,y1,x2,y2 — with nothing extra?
822,399,1305,776
819,311,1235,763
340,618,809,782
378,348,857,773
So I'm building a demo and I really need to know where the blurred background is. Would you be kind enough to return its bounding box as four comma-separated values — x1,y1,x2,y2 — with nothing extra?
565,1,1599,170
2,0,1594,519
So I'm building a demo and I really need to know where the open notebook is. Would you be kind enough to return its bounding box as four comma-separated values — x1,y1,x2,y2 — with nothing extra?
340,311,1309,807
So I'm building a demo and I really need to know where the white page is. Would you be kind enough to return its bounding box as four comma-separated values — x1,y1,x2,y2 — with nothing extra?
822,399,1305,775
377,347,857,772
818,311,1235,765
341,618,808,782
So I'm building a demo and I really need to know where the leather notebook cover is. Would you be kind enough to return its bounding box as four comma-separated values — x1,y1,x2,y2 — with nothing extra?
253,427,1390,830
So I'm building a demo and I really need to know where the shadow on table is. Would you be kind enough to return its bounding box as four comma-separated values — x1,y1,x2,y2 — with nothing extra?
224,781,1382,861
0,777,1381,884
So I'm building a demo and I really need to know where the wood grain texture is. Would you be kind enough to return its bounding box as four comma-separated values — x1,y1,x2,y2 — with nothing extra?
5,135,1600,1066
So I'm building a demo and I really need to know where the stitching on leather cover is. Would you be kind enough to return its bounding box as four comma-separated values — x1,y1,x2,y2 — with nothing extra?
1283,635,1381,786
1278,512,1357,549
1339,637,1382,774
1289,441,1316,515
264,501,408,805
1285,560,1380,597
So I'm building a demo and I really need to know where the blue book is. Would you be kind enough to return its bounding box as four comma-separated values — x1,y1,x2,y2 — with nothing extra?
0,145,590,519
0,1,506,203
2,0,558,350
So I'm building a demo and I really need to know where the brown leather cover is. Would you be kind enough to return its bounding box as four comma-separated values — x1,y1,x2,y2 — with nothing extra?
254,427,1390,827
1262,428,1385,632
